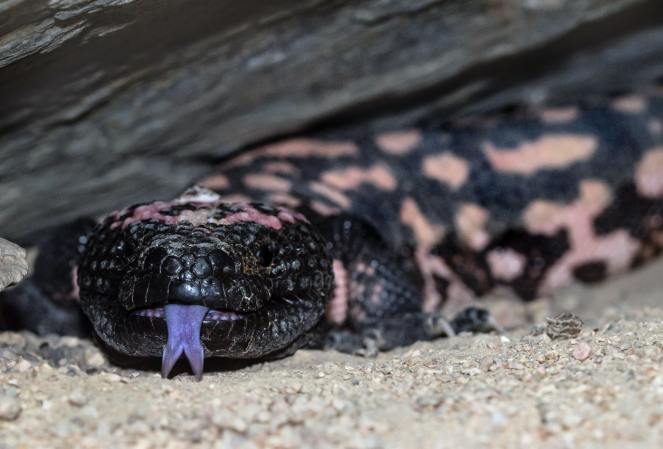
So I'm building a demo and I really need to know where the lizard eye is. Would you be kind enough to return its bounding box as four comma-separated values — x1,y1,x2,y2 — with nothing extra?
257,245,273,267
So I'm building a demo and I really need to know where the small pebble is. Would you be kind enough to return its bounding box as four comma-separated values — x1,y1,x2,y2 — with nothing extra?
103,373,125,383
85,350,106,368
0,396,22,421
68,389,88,407
15,358,32,372
573,342,592,361
0,333,26,349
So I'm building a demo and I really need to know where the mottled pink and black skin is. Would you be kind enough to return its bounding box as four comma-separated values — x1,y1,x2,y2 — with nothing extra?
3,90,663,368
200,91,663,336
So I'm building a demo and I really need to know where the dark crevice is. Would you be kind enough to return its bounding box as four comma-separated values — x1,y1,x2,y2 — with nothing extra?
187,0,663,166
304,0,663,133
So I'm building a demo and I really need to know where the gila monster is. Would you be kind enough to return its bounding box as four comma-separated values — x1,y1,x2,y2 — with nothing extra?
2,90,662,380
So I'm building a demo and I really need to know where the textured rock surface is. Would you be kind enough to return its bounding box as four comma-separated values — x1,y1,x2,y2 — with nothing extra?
0,257,662,448
0,238,27,291
2,0,663,242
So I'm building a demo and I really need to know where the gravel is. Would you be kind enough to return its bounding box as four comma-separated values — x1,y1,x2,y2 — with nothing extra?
0,259,662,449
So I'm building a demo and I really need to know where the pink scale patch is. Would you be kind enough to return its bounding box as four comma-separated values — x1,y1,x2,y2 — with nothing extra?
422,152,469,190
219,205,283,230
199,174,230,190
635,148,663,198
486,248,526,282
218,193,252,204
226,138,359,167
648,119,663,135
375,130,422,155
400,197,445,248
523,180,612,235
320,164,397,191
176,207,218,227
262,161,300,175
612,95,647,114
243,173,291,192
111,201,179,229
415,247,474,314
522,180,640,293
455,203,490,251
543,229,638,292
310,200,341,216
540,106,579,124
267,193,301,208
483,134,597,175
310,182,352,209
326,259,349,325
277,207,308,224
108,186,307,232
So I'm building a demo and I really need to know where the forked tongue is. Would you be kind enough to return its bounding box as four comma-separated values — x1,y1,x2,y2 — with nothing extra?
162,304,208,380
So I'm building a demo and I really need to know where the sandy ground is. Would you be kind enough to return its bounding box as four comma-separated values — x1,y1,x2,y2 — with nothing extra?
0,258,662,449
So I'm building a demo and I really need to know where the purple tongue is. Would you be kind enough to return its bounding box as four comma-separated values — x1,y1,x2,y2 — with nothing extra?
162,304,208,380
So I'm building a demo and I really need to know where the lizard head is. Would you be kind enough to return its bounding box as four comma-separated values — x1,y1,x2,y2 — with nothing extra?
77,187,333,379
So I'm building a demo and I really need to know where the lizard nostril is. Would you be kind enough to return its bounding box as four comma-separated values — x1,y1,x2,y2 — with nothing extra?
192,257,212,277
